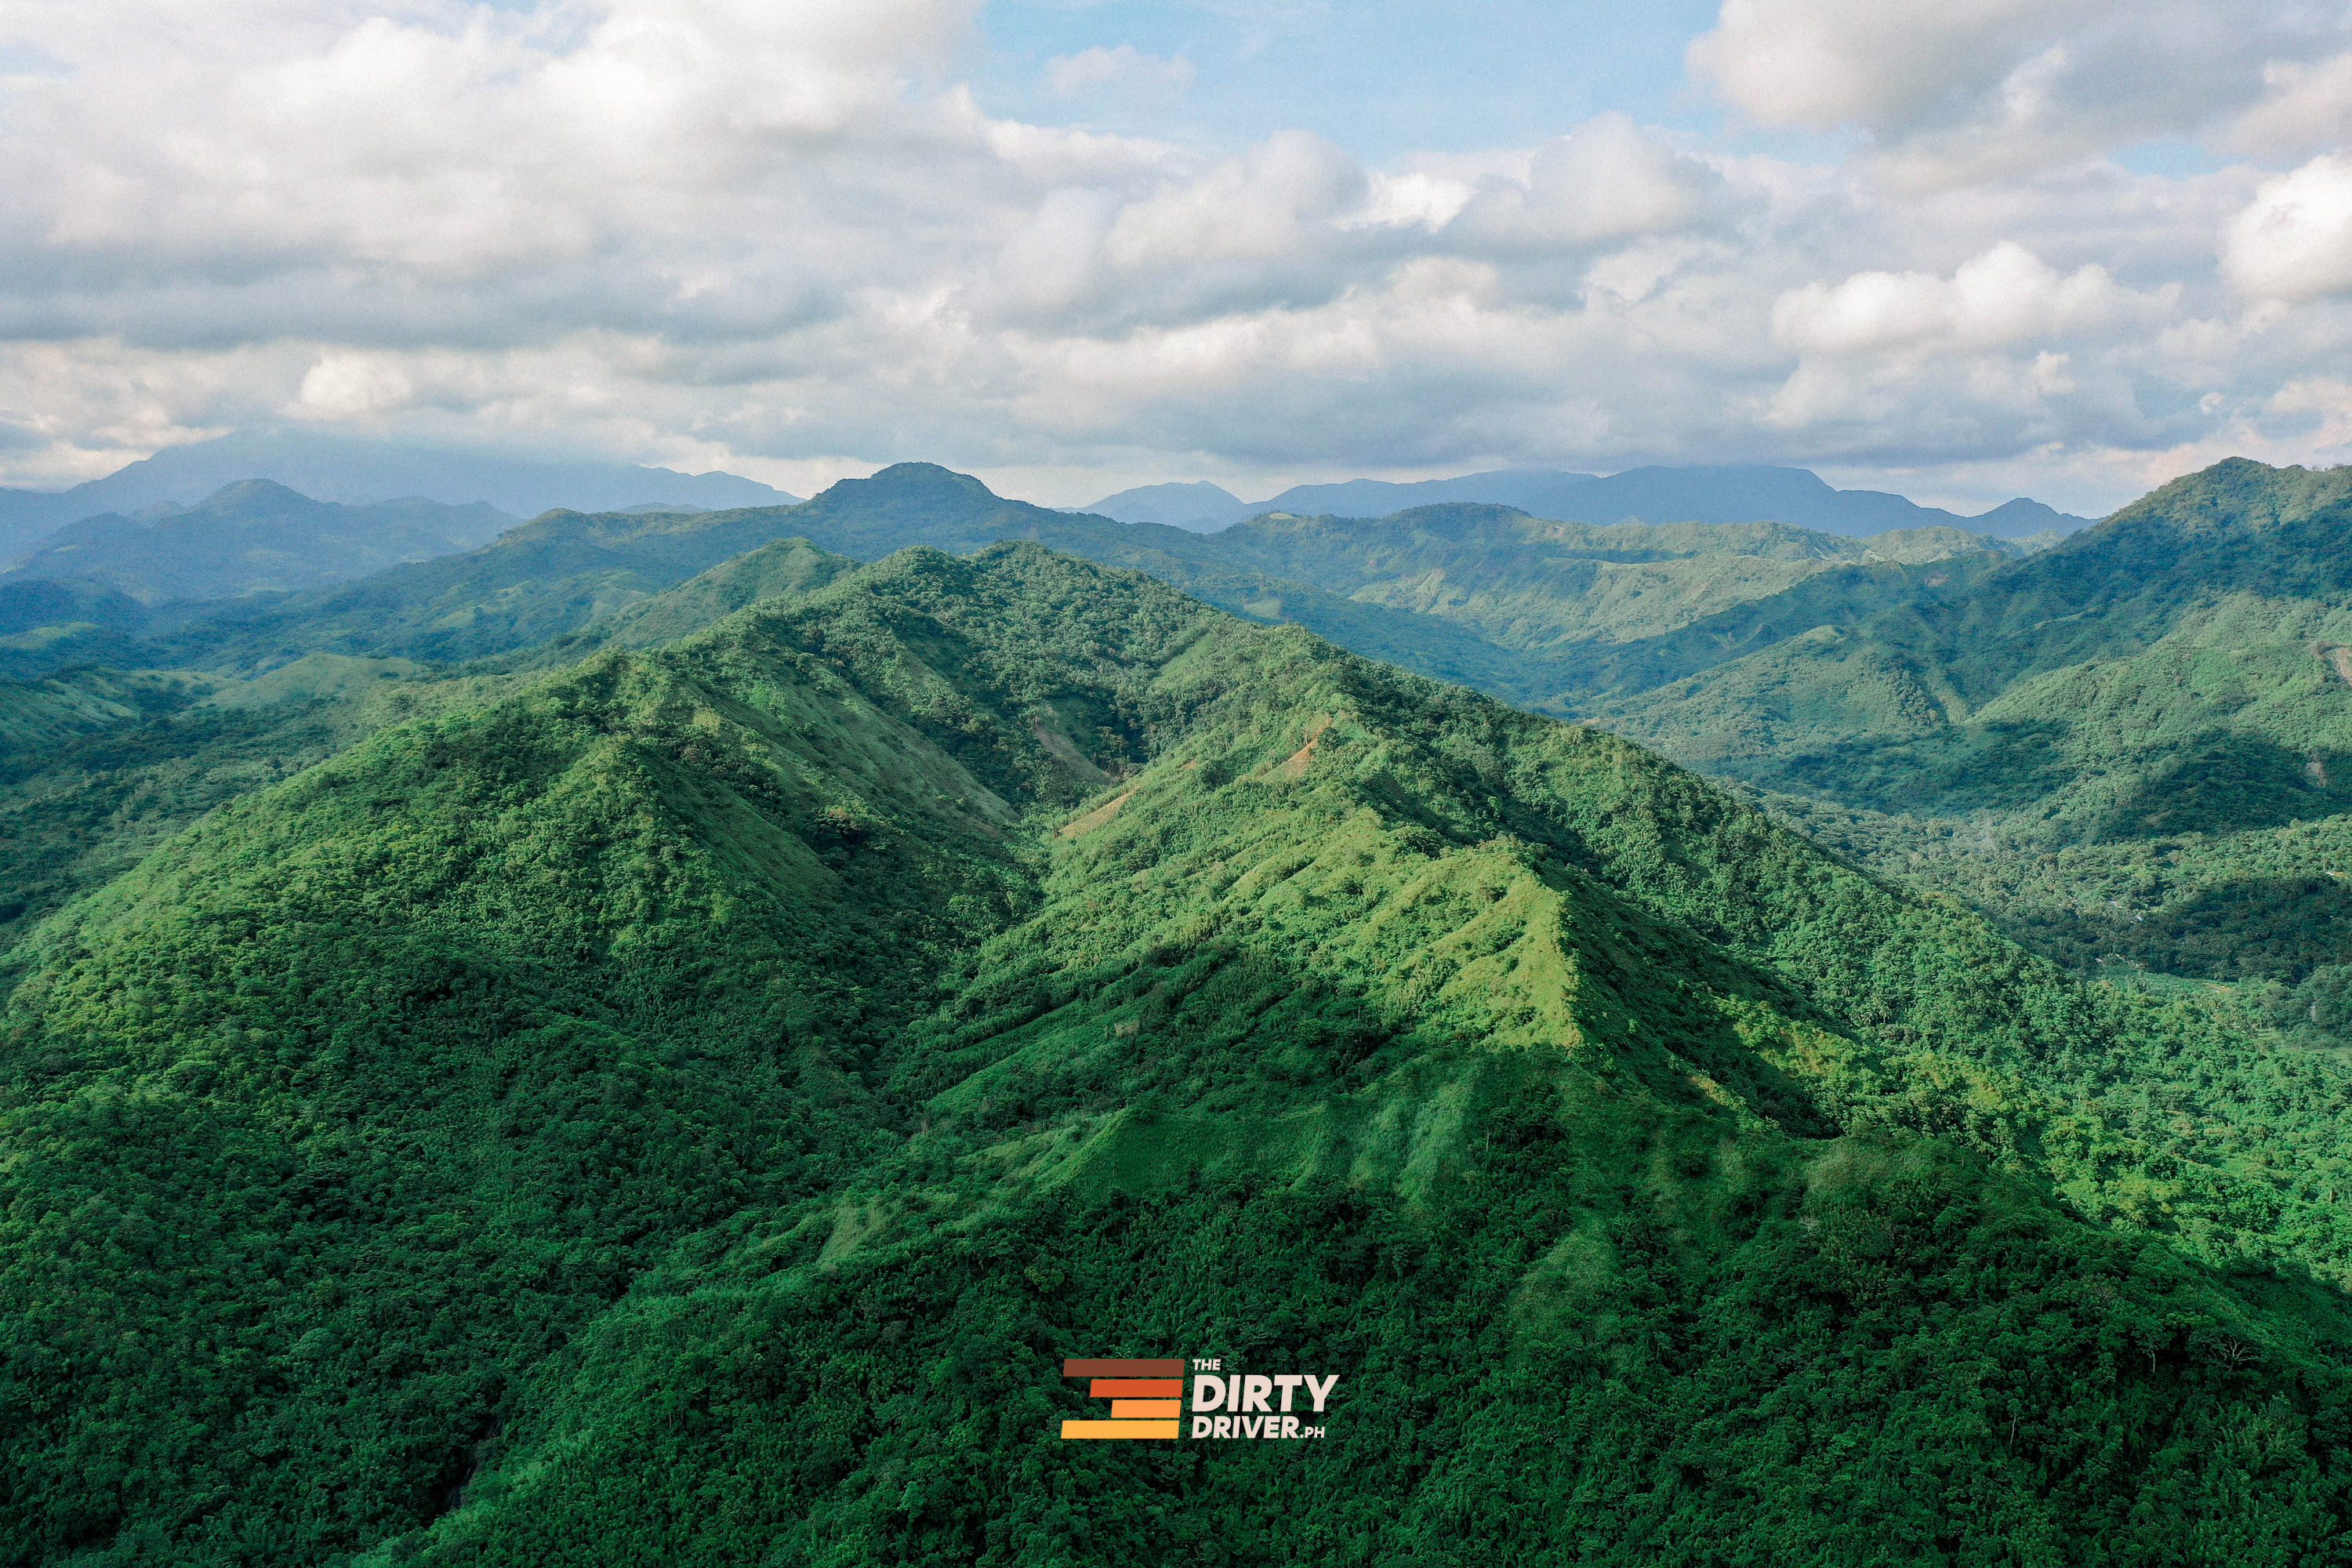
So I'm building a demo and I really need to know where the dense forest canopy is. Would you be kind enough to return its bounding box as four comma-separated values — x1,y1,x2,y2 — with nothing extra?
5,458,2352,1563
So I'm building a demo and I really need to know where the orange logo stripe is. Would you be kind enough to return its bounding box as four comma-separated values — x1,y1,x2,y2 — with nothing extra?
1060,1420,1180,1440
1109,1399,1181,1418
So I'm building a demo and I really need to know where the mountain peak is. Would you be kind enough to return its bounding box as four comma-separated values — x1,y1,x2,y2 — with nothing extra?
192,477,327,514
2111,456,2351,537
842,462,1000,499
1074,480,1247,531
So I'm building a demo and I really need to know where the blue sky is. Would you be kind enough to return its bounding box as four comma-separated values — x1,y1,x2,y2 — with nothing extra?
2,0,2350,515
975,1,1730,161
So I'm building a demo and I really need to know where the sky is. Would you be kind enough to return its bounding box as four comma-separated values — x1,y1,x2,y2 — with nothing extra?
3,2,2352,514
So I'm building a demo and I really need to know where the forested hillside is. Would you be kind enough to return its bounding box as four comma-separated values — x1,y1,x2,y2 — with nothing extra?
1605,459,2352,1011
10,539,2352,1562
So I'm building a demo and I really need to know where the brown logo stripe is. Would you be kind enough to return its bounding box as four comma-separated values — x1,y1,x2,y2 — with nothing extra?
1062,1358,1184,1377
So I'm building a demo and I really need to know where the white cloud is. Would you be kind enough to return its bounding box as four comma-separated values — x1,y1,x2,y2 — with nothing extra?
1690,0,2090,135
1447,114,1722,251
1105,130,1366,268
1044,45,1195,99
1690,0,2336,187
2223,154,2352,301
0,0,2348,518
2227,53,2352,157
295,354,416,420
1772,242,2169,358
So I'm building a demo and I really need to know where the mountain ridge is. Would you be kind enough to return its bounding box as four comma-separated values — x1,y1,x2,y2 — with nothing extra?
1600,456,2352,991
11,539,2352,1560
0,479,517,602
0,431,800,560
1083,462,2092,539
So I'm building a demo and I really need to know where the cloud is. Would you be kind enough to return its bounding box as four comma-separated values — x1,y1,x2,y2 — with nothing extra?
1446,114,1722,251
1690,0,2330,187
1773,242,2169,358
2223,154,2352,301
295,354,417,420
0,0,2348,517
1690,0,2089,135
2227,53,2352,157
1044,45,1195,99
1105,130,1366,269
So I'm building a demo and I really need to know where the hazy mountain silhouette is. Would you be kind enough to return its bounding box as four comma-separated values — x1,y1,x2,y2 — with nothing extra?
0,430,798,560
0,479,517,603
1083,462,2091,538
1075,481,1250,529
1515,465,2092,539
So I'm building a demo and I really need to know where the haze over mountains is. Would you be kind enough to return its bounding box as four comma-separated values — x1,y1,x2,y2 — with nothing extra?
0,480,517,605
0,435,2085,628
1085,463,2095,539
0,430,801,561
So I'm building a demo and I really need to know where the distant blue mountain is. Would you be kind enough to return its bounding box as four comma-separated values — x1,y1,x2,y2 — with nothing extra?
1073,481,1248,530
1258,469,1595,521
0,479,518,604
1083,462,2091,540
1512,465,2092,539
1081,469,1595,532
0,430,799,561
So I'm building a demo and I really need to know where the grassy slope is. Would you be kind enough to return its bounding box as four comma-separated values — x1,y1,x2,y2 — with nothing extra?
13,546,2352,1562
394,550,2352,1564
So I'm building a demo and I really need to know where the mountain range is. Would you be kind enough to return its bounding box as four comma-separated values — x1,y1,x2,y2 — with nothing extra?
0,480,517,604
5,452,2352,1561
1597,458,2352,1002
0,430,801,562
1084,463,2093,539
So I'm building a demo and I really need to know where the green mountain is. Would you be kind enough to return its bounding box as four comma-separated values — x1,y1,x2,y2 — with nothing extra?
503,536,862,666
13,543,2352,1562
0,655,522,963
518,464,2027,717
1192,505,2025,702
0,579,158,679
0,481,516,605
140,503,846,674
532,466,1578,705
1602,459,2352,996
0,463,2028,728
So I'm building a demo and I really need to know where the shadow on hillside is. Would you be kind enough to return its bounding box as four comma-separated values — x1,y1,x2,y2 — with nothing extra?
2013,874,2352,984
1740,720,2075,817
2096,735,2347,840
